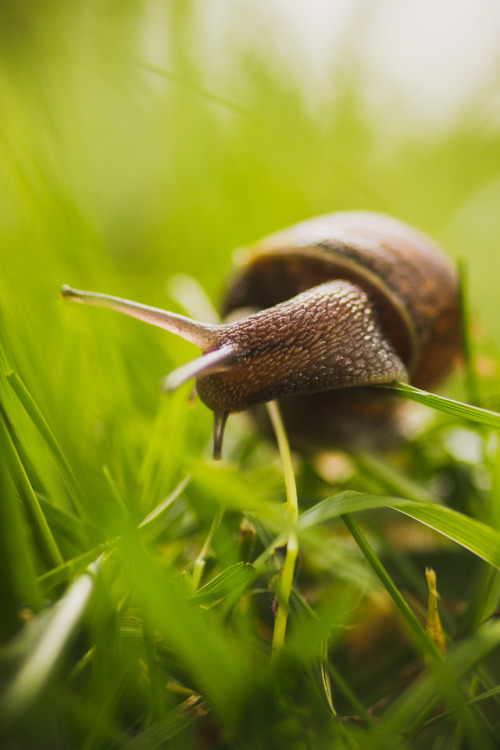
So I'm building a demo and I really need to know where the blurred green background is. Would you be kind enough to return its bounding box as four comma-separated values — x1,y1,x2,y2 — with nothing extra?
2,1,500,747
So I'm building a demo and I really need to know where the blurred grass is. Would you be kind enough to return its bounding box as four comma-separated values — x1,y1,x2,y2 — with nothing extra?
2,1,500,748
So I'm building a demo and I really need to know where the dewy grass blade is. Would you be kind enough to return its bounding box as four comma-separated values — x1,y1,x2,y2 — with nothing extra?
386,381,500,429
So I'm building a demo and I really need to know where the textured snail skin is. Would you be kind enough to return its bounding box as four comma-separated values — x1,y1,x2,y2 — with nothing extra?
196,279,408,415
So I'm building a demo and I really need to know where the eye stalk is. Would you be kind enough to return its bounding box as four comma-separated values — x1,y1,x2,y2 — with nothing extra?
59,286,220,350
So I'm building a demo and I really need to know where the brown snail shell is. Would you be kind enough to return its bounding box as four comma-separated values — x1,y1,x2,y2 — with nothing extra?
218,211,461,450
61,211,461,458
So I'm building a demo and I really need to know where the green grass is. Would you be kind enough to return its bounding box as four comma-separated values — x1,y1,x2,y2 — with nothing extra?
2,3,500,748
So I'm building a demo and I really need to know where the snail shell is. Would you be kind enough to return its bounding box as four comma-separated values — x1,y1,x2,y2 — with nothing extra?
215,211,461,449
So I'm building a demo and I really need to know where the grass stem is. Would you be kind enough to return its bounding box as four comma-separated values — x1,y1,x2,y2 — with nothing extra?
266,401,299,655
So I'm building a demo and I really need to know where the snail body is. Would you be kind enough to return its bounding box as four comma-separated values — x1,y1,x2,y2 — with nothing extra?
61,211,460,458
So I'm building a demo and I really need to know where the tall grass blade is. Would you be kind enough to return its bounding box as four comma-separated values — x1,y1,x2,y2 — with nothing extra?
387,382,500,429
1,411,63,568
341,513,442,661
6,371,84,516
458,259,481,405
122,697,207,749
300,491,500,569
0,413,43,633
0,560,99,727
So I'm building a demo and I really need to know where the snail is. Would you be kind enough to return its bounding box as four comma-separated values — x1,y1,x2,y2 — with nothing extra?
61,211,460,459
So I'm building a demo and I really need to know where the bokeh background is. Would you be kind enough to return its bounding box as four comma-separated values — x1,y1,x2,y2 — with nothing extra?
3,1,500,320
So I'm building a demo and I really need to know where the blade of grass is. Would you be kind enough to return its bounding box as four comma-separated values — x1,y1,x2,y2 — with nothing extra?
341,513,442,662
139,474,191,542
38,476,191,593
266,400,299,655
192,562,255,606
380,619,500,745
102,465,129,518
139,61,252,117
458,259,481,406
39,496,94,550
0,558,100,728
116,533,249,722
37,543,115,594
299,491,500,570
386,381,500,429
191,507,224,591
327,661,375,727
422,683,500,729
1,407,63,568
6,371,85,517
0,414,44,630
122,696,207,749
393,502,500,569
142,621,167,721
0,398,45,499
353,450,442,504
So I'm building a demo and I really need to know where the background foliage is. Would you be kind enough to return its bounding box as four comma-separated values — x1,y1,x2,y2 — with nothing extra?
2,1,500,748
